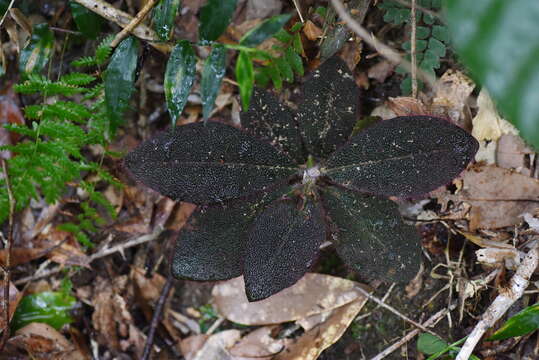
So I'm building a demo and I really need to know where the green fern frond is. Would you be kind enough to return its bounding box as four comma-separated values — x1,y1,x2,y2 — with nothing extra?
60,72,96,86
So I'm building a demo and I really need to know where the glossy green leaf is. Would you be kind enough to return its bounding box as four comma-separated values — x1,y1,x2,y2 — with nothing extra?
489,302,539,340
172,185,290,281
417,333,448,355
152,0,181,41
325,116,479,198
322,186,421,283
105,37,139,136
11,291,76,331
241,87,306,163
199,0,237,42
444,0,539,149
69,1,103,39
244,200,326,301
201,44,226,121
295,56,359,158
236,50,254,110
19,23,54,75
124,121,297,204
240,14,291,47
164,40,196,126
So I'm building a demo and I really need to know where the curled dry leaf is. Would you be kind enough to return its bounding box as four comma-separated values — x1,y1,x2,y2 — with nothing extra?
303,20,323,41
274,297,367,360
35,227,90,268
387,97,427,117
212,274,364,325
431,69,475,127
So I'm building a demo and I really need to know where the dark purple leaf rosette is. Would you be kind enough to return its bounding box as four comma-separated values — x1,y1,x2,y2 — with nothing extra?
125,56,479,301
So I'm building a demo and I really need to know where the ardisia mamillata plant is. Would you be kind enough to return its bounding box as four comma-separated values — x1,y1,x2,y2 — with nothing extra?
125,56,478,302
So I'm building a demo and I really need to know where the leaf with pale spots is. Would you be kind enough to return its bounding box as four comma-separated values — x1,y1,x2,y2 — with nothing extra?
324,116,479,198
124,121,297,205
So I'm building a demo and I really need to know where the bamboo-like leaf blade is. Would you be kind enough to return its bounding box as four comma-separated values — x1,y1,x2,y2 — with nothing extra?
199,0,237,42
295,56,359,158
19,23,54,75
124,122,297,204
240,14,291,47
164,40,196,126
201,44,226,121
152,0,181,41
105,37,139,137
244,200,326,302
489,303,539,341
241,88,306,164
172,185,290,281
322,186,421,283
325,116,478,197
236,51,254,110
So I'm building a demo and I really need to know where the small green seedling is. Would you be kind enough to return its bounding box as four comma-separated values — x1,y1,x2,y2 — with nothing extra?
125,56,478,302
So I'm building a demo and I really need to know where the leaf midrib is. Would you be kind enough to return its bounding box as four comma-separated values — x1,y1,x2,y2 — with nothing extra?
156,160,298,171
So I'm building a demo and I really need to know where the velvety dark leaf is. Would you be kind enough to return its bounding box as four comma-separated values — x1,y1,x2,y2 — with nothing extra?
241,87,306,164
295,56,359,158
164,40,196,126
321,186,421,283
201,44,227,121
199,0,237,42
105,37,139,136
69,1,103,39
124,121,297,204
244,200,326,302
236,50,254,110
444,0,539,149
152,0,181,41
240,14,291,47
324,116,479,198
488,302,539,341
172,185,291,281
19,23,54,75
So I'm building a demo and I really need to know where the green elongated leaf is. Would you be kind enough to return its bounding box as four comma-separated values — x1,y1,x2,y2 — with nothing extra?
199,0,237,42
124,121,297,205
267,62,283,89
105,37,139,136
325,116,479,198
417,333,448,355
241,88,306,164
172,185,290,281
152,0,181,41
444,0,539,149
69,1,103,39
244,200,326,302
11,291,76,331
321,186,421,283
489,302,539,340
201,44,226,121
236,50,254,110
164,40,196,126
295,56,359,158
240,14,291,47
19,23,54,75
285,47,304,76
275,56,293,83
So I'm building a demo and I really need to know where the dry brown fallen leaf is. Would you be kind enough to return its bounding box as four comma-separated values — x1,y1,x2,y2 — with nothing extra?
496,134,537,176
0,247,47,267
431,69,475,128
229,326,287,359
35,226,91,268
274,297,367,360
387,96,427,117
185,329,242,360
212,273,365,325
0,281,22,331
446,164,539,230
303,20,323,41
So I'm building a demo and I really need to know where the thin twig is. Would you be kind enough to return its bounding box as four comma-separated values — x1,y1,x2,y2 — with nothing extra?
0,160,15,351
330,0,436,89
14,228,164,285
456,245,539,360
0,0,15,27
410,0,418,98
353,285,439,337
371,303,457,360
141,274,174,360
292,0,305,23
110,0,159,48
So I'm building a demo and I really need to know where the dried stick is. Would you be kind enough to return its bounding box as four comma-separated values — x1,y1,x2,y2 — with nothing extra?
292,0,305,23
0,0,15,27
371,303,456,360
0,160,15,351
141,274,174,360
14,227,164,285
110,0,158,48
72,0,172,53
456,245,539,360
330,0,436,89
354,285,439,337
410,0,418,98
